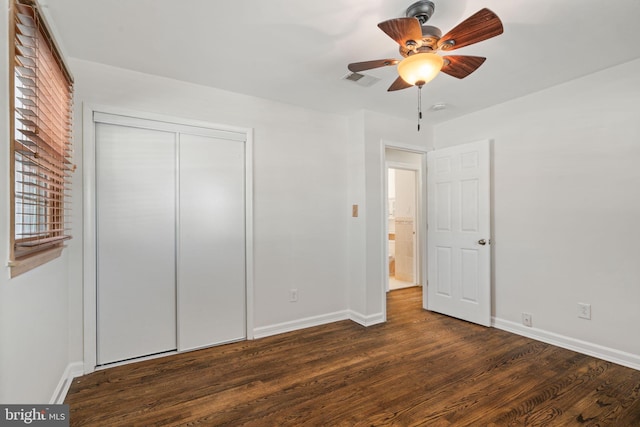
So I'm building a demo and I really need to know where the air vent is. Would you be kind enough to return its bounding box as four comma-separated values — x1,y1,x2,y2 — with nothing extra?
342,72,380,87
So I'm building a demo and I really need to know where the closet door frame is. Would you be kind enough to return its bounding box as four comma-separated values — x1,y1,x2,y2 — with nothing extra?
82,104,254,374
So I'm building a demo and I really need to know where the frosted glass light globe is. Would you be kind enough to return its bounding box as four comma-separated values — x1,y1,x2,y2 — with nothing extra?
397,53,444,86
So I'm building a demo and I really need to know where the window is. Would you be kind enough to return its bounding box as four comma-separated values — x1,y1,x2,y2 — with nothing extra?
9,0,74,276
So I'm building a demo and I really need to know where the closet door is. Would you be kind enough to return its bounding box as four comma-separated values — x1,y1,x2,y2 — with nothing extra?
96,123,177,365
178,133,246,351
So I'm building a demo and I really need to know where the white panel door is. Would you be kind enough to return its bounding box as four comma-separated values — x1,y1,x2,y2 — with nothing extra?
178,133,246,351
427,140,491,326
96,123,177,364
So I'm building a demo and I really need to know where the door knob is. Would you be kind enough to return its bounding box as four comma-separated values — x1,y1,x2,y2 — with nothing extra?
478,239,487,246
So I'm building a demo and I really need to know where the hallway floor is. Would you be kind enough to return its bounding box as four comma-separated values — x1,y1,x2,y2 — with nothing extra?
388,276,415,290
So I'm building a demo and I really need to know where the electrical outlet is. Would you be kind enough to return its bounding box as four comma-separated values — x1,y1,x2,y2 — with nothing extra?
578,303,591,320
289,289,298,302
522,312,532,327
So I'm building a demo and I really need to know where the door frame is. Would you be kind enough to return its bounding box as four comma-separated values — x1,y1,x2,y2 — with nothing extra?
381,141,428,319
82,104,254,374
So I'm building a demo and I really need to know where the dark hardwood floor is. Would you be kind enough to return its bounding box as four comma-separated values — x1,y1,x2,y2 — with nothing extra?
66,287,640,426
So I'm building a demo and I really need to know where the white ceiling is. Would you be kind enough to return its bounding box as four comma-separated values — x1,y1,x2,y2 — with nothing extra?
42,0,640,124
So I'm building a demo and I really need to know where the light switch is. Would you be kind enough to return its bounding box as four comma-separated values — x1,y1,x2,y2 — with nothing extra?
352,204,358,217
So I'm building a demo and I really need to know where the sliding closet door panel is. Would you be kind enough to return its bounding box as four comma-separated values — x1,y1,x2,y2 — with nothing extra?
96,123,177,365
178,133,246,351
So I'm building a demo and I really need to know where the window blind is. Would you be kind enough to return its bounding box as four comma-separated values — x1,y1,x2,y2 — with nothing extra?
11,0,74,258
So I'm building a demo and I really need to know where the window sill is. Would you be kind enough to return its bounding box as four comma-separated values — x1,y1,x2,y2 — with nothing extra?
9,246,65,278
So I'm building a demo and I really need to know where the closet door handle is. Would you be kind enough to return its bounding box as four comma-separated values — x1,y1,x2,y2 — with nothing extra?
478,239,487,246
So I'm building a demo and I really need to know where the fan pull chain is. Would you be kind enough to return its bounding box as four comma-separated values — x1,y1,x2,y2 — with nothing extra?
417,85,423,132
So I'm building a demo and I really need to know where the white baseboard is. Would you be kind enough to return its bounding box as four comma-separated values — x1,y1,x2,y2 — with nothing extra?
349,310,385,327
253,310,351,339
50,361,84,404
493,317,640,371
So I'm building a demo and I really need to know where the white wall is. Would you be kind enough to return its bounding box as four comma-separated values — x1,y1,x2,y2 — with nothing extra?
0,0,71,403
435,58,640,365
385,148,424,167
394,169,416,219
347,112,367,318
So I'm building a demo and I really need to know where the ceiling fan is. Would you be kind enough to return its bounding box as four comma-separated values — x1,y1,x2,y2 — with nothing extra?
348,1,504,92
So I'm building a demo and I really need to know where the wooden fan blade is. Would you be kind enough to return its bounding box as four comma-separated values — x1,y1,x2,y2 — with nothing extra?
378,17,423,48
441,56,486,79
387,76,413,92
438,8,503,51
348,59,399,73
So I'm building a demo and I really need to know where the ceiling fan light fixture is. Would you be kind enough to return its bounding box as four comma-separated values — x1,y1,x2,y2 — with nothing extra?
397,53,444,86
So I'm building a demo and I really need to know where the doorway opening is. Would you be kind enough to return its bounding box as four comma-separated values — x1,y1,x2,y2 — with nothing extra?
388,167,417,290
384,147,426,296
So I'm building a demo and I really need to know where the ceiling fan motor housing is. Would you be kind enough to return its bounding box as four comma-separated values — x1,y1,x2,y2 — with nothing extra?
400,2,442,57
399,25,442,57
